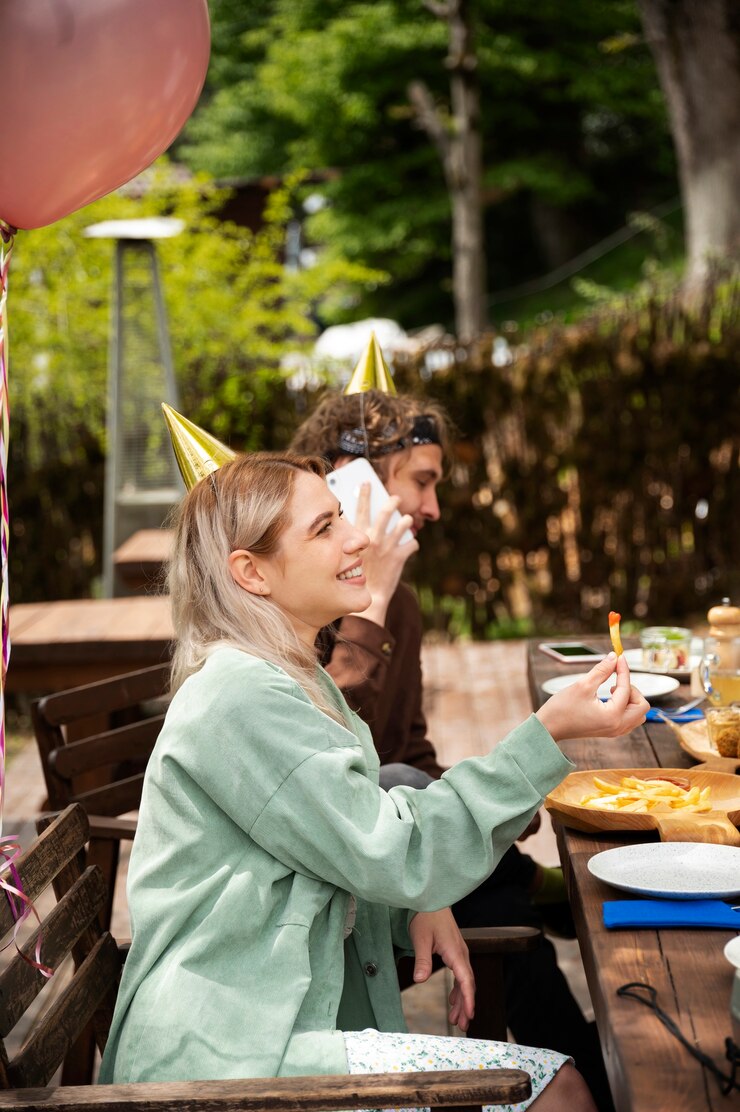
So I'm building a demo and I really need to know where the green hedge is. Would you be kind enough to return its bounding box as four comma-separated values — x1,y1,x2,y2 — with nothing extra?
392,271,740,637
9,272,740,639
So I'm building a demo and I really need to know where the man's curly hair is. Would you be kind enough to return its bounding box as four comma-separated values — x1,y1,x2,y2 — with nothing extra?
289,390,452,469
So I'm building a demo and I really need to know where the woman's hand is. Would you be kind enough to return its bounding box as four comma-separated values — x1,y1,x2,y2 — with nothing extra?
536,652,649,742
408,908,475,1032
348,483,418,626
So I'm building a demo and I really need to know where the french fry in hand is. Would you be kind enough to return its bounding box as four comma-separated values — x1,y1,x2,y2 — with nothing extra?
608,611,623,655
578,774,712,814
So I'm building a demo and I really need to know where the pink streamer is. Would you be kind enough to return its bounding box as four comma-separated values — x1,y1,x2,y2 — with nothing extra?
0,222,12,837
0,835,53,976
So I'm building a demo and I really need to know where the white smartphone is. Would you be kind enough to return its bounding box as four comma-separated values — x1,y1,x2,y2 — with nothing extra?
538,642,606,664
326,458,414,544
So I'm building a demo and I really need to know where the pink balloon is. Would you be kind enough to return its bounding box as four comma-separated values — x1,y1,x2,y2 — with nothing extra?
0,0,210,230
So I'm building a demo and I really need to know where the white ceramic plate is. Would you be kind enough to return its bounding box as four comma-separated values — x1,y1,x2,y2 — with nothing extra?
588,842,740,899
541,671,679,700
725,936,740,969
624,647,702,680
721,934,738,969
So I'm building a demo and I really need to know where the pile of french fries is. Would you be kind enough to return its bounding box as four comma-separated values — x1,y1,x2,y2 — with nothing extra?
579,775,712,814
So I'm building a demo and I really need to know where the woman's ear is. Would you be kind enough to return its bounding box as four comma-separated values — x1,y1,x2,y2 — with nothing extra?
228,550,270,597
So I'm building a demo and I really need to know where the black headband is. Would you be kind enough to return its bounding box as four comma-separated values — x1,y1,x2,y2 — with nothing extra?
339,414,441,459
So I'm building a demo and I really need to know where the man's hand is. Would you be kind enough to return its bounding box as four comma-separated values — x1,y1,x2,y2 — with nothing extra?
536,652,649,742
517,811,541,840
408,908,475,1032
348,483,418,626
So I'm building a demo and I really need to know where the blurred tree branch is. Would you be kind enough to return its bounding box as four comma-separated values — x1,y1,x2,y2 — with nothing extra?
409,0,486,339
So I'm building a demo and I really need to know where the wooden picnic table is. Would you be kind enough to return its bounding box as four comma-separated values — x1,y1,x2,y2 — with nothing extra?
7,595,174,695
112,528,174,592
527,638,740,1112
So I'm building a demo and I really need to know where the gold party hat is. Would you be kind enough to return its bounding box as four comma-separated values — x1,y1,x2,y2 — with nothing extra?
343,332,397,395
162,403,236,491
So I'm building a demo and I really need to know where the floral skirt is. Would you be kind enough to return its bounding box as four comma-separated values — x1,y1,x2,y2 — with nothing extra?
343,1028,569,1112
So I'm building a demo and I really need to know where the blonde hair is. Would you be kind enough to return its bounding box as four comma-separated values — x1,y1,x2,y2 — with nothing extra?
168,452,345,723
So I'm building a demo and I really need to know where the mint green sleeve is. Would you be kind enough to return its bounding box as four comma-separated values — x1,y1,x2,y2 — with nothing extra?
171,654,573,914
248,712,571,911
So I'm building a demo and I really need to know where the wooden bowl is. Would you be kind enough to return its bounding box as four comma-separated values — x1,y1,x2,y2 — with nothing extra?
669,719,740,773
545,767,740,845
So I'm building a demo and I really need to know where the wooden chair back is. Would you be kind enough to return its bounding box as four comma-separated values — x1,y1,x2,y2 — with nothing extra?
31,663,170,814
0,805,531,1110
0,805,120,1089
31,664,170,933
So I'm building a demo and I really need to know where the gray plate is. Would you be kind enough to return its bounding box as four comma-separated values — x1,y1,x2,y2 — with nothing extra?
588,841,740,899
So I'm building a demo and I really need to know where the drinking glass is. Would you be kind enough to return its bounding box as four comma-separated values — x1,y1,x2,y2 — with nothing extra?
701,636,740,705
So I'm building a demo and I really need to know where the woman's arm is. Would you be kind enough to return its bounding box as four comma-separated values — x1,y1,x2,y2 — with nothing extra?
179,656,568,910
175,651,644,916
247,712,568,911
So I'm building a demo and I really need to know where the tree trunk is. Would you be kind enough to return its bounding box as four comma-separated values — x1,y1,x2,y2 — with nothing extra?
410,0,487,339
638,0,740,289
446,0,486,339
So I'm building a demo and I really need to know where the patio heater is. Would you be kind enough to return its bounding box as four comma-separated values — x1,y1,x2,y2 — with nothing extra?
84,218,185,597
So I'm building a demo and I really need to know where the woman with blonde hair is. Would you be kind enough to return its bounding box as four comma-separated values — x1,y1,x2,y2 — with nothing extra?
100,451,647,1111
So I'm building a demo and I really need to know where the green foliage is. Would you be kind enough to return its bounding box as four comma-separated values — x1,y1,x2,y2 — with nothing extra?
8,179,738,633
389,270,740,637
7,161,382,601
182,0,675,326
489,206,685,330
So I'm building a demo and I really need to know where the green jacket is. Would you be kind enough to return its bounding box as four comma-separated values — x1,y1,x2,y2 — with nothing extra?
99,648,572,1083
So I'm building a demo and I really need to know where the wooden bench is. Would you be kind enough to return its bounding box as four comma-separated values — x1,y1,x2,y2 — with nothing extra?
112,530,174,594
7,598,173,696
0,805,531,1111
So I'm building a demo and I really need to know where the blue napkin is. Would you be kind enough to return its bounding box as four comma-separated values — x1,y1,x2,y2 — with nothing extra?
645,706,704,722
603,899,740,929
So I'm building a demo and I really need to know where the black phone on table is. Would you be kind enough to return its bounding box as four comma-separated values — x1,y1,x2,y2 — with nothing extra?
538,643,606,664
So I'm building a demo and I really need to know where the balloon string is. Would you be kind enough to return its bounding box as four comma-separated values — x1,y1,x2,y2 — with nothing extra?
0,230,41,977
0,836,53,977
0,227,13,839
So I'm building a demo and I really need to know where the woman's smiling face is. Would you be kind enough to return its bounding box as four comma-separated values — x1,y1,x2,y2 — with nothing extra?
231,469,372,646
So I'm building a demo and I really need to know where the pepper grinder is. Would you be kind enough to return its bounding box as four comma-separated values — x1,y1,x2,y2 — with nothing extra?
707,597,740,668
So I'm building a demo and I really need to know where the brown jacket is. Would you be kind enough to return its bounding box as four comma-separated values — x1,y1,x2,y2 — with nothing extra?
320,582,444,779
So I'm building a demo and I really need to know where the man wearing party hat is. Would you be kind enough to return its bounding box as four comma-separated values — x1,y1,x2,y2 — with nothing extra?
288,335,613,1110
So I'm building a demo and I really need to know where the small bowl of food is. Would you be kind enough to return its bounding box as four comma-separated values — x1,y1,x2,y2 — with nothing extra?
704,705,740,759
640,626,692,673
